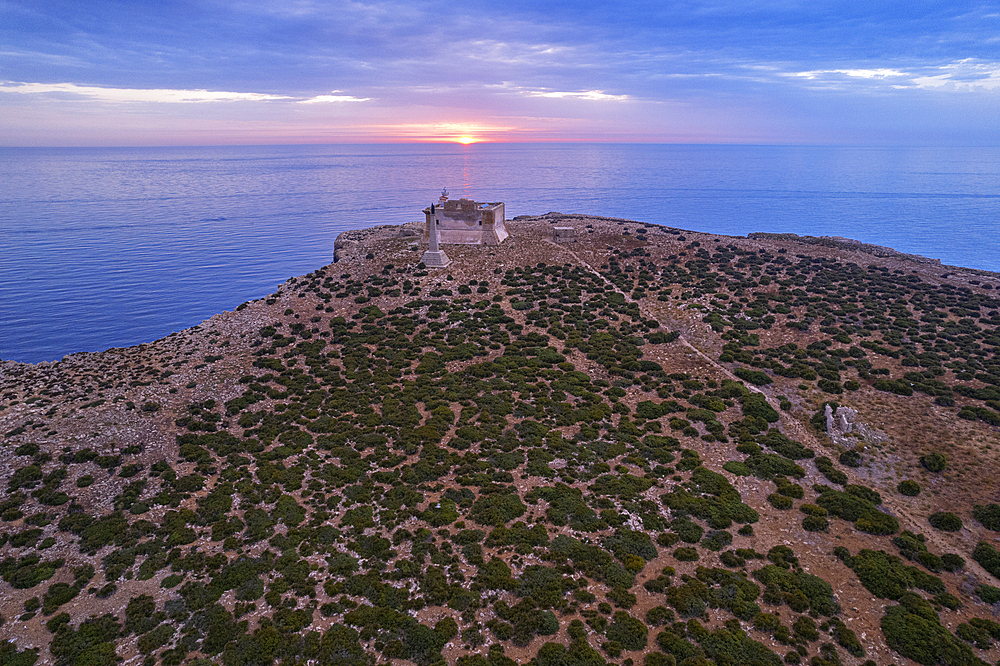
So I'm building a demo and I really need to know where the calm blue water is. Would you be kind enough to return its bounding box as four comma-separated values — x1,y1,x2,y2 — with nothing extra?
2,143,999,364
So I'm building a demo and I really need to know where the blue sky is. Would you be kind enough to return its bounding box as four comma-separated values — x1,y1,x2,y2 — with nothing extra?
2,1,999,145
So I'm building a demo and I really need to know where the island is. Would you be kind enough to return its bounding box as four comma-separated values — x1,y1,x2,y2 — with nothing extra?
2,212,1000,666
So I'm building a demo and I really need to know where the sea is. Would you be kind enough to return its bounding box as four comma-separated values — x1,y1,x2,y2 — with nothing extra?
2,143,999,364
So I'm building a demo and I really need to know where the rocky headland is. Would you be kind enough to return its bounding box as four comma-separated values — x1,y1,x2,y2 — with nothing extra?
2,214,1000,666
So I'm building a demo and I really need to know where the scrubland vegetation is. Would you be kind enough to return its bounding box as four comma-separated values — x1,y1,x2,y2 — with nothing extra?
2,216,1000,666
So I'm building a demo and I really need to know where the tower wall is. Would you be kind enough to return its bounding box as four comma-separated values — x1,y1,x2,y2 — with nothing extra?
422,199,507,245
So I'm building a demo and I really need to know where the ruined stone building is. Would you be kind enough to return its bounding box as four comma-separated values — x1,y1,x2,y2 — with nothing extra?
423,194,508,246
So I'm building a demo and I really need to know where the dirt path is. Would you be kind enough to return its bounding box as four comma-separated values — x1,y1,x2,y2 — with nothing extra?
539,238,782,404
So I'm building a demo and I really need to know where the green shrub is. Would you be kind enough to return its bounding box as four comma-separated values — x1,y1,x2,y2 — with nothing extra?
791,616,818,642
0,643,38,666
159,573,183,589
814,457,847,485
720,551,745,568
802,515,828,532
655,626,700,662
0,554,64,589
673,547,699,561
758,430,813,460
607,587,637,609
881,592,981,666
422,499,459,527
603,529,658,562
842,549,945,600
956,618,1000,650
829,618,864,658
973,585,1000,607
745,453,805,480
973,503,1000,531
671,519,704,544
752,612,781,633
665,578,708,618
752,565,838,616
41,582,79,615
941,553,965,572
605,611,648,650
972,541,1000,580
740,393,779,423
815,486,898,535
701,530,732,552
838,450,862,467
723,461,751,476
935,592,961,610
735,368,772,385
469,493,526,527
697,621,783,666
646,606,675,626
897,480,921,496
767,494,793,510
137,624,175,654
49,613,121,666
766,545,798,570
919,452,947,473
872,379,913,396
657,532,679,547
928,512,962,532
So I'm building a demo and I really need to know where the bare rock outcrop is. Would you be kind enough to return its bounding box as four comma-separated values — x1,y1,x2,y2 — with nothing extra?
825,404,888,448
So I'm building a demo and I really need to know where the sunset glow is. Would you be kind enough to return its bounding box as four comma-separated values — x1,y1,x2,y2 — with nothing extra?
1,2,998,146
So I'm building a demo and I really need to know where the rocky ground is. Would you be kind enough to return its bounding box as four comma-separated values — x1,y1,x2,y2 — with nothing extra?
2,213,1000,666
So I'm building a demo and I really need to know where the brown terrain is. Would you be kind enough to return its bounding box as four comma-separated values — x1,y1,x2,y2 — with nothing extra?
2,213,1000,666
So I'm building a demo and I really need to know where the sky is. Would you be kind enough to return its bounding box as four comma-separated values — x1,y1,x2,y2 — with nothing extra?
2,1,999,146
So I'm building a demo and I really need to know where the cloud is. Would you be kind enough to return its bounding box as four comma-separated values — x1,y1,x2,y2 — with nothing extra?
522,89,630,101
299,91,372,103
789,68,909,80
773,60,1000,93
909,60,1000,91
0,82,292,103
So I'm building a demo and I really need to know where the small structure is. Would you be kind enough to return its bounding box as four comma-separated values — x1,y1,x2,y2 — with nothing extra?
423,191,508,246
553,227,576,243
421,202,451,268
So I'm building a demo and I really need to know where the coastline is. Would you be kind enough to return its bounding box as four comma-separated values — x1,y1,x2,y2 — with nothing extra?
4,215,1000,368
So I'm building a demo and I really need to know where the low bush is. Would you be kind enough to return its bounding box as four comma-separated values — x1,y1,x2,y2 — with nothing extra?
673,547,699,561
802,515,829,532
767,494,793,510
919,452,947,473
701,530,732,552
972,542,1000,580
646,606,674,626
723,461,751,476
842,548,945,600
976,584,1000,604
973,503,1000,531
815,486,898,535
814,457,847,485
605,611,648,651
881,592,981,666
838,450,862,467
735,368,773,385
928,512,962,532
752,565,838,616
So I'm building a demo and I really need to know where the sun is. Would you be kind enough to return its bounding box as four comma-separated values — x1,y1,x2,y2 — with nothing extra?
456,136,478,144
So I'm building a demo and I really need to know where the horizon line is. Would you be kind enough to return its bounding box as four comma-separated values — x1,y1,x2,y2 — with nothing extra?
3,139,998,150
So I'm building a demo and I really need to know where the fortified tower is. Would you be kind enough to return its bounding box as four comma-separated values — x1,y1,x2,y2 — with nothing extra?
423,190,508,246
